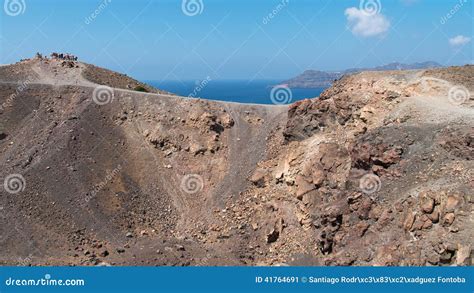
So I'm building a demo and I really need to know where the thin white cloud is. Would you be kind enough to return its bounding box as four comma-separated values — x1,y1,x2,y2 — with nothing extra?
449,35,471,47
345,7,390,38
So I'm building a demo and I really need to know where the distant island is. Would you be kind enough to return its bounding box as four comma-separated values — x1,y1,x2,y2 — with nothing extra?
281,61,443,88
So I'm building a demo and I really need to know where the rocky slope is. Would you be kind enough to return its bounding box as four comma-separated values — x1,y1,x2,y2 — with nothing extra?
0,56,472,266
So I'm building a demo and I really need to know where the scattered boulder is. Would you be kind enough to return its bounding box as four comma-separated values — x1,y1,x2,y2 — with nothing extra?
265,218,284,244
445,196,460,213
249,169,266,187
219,113,234,128
403,211,415,231
295,175,315,199
427,210,439,223
311,166,325,187
350,135,403,172
456,245,471,266
360,105,375,123
190,143,207,155
442,213,455,226
266,229,279,243
420,195,435,214
99,250,109,257
385,90,401,100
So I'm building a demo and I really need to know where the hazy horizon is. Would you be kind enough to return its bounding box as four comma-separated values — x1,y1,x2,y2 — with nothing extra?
1,0,472,83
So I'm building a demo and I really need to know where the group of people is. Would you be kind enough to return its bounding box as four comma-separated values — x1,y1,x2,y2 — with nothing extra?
33,52,78,61
50,52,78,61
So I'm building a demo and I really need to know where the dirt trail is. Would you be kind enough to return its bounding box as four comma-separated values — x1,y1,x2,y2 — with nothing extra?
394,74,474,124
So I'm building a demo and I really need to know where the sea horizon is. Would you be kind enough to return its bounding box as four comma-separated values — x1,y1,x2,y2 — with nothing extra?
145,79,327,105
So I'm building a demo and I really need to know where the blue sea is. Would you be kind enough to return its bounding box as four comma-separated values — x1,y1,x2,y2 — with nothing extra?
146,80,326,105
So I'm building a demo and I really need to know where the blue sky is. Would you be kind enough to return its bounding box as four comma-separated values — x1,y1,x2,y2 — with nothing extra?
1,0,473,81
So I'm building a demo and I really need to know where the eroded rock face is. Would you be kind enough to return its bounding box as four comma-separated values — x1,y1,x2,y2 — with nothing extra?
238,66,473,266
284,93,353,141
296,143,351,199
0,59,472,266
349,129,404,178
